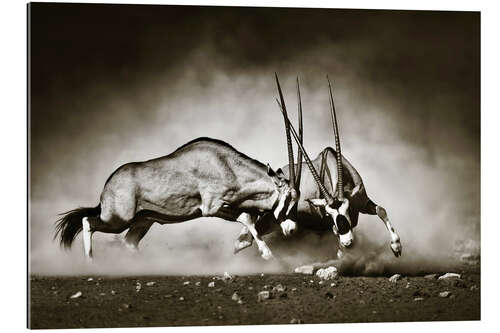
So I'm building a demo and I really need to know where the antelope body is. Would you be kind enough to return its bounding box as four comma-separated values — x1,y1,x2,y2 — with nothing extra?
55,137,300,260
235,147,402,257
236,75,402,258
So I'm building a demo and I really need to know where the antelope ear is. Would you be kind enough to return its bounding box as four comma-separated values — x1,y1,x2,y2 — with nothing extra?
267,163,276,177
307,198,327,207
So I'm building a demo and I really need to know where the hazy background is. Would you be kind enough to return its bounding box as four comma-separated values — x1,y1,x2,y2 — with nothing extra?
29,4,479,275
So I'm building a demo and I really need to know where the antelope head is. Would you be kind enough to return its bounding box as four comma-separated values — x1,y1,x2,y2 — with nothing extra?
277,76,354,248
272,74,304,237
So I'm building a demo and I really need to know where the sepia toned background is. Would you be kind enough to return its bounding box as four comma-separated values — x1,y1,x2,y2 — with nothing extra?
29,3,479,275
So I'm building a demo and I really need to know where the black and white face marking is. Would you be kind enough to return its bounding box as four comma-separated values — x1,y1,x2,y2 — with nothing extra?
324,199,354,248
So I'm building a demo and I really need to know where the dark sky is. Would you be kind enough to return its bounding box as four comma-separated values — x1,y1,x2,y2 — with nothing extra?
29,3,480,275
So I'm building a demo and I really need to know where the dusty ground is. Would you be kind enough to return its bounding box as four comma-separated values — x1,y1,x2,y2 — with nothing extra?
29,267,480,329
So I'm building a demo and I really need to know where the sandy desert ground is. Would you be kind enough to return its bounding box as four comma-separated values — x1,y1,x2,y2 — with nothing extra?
29,265,479,329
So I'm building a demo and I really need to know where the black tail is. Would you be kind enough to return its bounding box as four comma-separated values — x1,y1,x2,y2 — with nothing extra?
54,205,101,249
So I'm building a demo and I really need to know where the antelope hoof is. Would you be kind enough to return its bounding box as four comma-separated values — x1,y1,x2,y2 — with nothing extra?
261,248,274,261
391,240,402,257
233,240,252,254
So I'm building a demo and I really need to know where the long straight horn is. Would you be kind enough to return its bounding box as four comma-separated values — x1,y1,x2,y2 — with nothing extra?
327,76,344,201
275,73,295,189
295,77,303,189
276,99,334,205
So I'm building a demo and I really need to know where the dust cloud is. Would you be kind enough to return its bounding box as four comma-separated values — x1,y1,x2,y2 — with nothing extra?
29,5,479,276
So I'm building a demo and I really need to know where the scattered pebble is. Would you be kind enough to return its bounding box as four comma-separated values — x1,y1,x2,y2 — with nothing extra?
231,292,243,303
70,291,82,299
316,266,338,280
164,294,172,298
414,297,425,301
439,291,452,298
291,288,297,292
87,277,93,282
330,283,337,287
99,293,106,296
389,274,402,283
260,273,265,277
208,282,215,288
111,290,116,295
248,286,254,290
290,318,302,324
258,290,271,302
405,282,411,289
145,281,155,287
424,274,438,280
121,303,132,309
179,297,184,301
183,281,190,286
195,282,201,286
438,273,461,280
273,284,286,293
135,282,142,292
295,265,314,275
470,285,479,291
318,281,324,285
222,272,234,282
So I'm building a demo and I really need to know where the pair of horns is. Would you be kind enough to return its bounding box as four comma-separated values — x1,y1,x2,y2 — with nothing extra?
275,73,303,190
275,75,344,205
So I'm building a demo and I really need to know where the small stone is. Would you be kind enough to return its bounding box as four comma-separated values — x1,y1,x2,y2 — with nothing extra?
273,284,286,293
248,286,253,290
195,281,201,286
470,285,479,291
389,274,402,283
290,318,302,324
292,288,297,292
330,283,337,287
135,282,142,292
208,282,215,288
316,266,339,280
295,265,314,275
179,297,184,301
87,277,93,282
164,294,172,298
222,272,234,282
318,281,324,285
237,299,243,304
405,282,411,289
439,291,452,298
121,303,132,309
438,273,461,280
231,292,242,302
183,281,190,286
111,290,116,295
260,273,265,277
414,297,425,301
70,291,82,299
424,274,438,280
146,281,156,286
99,293,106,296
257,290,271,302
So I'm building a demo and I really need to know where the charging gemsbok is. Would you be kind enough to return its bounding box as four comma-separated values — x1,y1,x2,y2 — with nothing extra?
54,91,304,260
235,76,402,258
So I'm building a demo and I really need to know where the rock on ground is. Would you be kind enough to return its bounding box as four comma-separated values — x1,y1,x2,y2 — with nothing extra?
294,265,314,275
439,291,452,298
257,291,271,302
316,267,338,280
69,291,82,299
389,274,402,283
438,273,461,280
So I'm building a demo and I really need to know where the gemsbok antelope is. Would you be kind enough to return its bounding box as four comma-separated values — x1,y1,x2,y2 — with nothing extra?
235,76,402,258
54,81,307,260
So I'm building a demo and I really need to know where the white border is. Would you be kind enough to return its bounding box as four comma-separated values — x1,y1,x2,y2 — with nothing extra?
2,0,498,332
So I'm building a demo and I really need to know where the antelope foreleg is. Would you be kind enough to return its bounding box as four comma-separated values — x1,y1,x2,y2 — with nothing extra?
237,213,273,260
375,206,402,257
